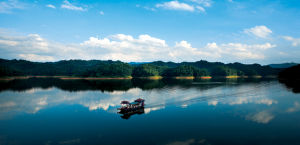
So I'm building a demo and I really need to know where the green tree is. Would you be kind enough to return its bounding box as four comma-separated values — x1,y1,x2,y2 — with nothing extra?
132,64,165,77
211,66,237,76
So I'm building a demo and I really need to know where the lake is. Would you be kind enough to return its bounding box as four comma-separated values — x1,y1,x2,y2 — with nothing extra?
0,78,299,145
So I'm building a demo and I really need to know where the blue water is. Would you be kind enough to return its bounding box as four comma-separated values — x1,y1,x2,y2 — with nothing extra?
0,78,299,145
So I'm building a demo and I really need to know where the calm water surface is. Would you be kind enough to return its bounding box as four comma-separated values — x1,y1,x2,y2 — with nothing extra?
0,78,300,145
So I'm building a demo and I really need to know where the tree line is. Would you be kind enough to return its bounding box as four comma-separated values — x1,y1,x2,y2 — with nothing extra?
0,59,280,77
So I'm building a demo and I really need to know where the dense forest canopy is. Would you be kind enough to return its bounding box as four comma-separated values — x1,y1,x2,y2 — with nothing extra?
132,64,167,77
162,65,210,77
0,59,280,77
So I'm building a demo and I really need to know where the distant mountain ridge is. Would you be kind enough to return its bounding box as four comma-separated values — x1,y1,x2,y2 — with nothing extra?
128,62,150,66
131,61,298,69
269,63,298,68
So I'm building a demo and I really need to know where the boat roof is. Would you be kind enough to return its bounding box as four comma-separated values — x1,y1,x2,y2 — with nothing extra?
134,98,144,102
121,101,130,104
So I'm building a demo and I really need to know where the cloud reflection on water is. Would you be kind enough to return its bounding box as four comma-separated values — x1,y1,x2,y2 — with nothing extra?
246,110,275,124
0,78,297,123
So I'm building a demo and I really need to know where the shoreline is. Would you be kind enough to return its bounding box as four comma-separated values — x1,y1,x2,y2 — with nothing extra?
0,76,133,81
60,77,132,80
0,75,277,81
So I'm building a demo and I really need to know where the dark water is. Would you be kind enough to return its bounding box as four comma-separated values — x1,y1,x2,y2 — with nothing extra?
0,78,300,145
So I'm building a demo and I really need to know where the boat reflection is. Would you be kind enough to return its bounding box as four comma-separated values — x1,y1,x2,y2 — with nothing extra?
119,108,145,119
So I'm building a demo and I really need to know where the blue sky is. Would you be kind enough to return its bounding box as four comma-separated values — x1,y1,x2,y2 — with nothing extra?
0,0,300,64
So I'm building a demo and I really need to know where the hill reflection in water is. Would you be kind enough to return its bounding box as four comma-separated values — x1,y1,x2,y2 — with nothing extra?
0,77,277,92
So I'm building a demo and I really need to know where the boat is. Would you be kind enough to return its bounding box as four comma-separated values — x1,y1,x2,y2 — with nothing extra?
118,98,145,114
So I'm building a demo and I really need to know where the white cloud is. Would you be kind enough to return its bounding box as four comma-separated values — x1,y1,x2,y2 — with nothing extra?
286,102,300,113
88,103,115,111
244,25,272,38
166,139,195,145
99,11,104,15
0,39,19,46
0,33,49,53
155,0,211,13
61,0,86,11
169,41,216,61
283,36,300,47
208,88,278,107
81,34,168,49
0,32,82,61
19,54,54,61
80,34,169,61
196,6,205,12
208,100,218,106
246,110,274,124
189,0,212,7
0,0,25,13
46,4,56,9
144,106,164,114
0,29,276,62
219,42,276,59
170,41,275,61
156,1,195,12
228,97,277,106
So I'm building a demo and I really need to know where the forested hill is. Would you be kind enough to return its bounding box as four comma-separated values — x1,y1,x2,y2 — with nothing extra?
278,64,300,93
278,64,300,80
0,59,280,78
